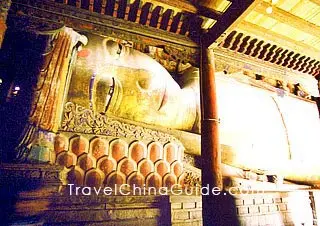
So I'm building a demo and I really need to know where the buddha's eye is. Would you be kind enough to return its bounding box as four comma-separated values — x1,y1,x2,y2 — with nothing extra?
138,78,151,90
137,72,154,90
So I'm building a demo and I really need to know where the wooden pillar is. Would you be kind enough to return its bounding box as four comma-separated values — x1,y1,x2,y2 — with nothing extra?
200,44,222,189
309,191,318,226
317,79,320,117
0,0,11,48
200,43,223,226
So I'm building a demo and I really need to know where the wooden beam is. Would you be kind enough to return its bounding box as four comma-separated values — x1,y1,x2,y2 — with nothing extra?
255,1,320,38
308,0,320,6
237,21,320,61
148,0,222,20
197,5,221,21
202,0,260,48
149,0,198,13
11,0,198,48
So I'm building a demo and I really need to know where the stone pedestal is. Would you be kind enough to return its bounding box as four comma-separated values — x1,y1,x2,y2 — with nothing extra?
0,163,66,224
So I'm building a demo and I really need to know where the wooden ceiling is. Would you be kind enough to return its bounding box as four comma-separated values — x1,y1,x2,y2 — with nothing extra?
51,0,234,39
230,0,320,78
10,0,255,48
9,0,320,79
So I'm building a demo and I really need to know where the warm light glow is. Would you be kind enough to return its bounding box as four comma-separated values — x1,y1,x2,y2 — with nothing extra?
266,6,273,14
271,0,278,5
201,18,217,30
217,73,289,171
216,72,320,181
286,192,314,225
12,85,20,96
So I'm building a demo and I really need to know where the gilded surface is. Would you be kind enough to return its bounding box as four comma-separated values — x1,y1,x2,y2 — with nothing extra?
67,34,200,132
62,33,320,186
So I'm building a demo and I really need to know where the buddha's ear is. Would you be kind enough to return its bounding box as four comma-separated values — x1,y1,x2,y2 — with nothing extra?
79,35,88,46
103,39,118,55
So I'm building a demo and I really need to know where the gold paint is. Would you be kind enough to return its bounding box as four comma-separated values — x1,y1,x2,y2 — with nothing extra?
64,33,320,186
67,34,199,132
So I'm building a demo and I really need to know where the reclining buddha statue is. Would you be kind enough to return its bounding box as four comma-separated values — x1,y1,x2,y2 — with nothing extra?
67,34,320,186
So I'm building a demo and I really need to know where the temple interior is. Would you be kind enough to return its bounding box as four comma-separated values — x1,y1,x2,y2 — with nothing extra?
0,0,320,225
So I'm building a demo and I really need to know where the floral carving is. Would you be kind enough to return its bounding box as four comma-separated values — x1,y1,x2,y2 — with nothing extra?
0,163,65,185
183,164,201,188
183,172,201,188
61,102,180,144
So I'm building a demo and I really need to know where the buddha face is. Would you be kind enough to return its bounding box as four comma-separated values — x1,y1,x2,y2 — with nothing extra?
67,34,167,121
67,33,196,131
